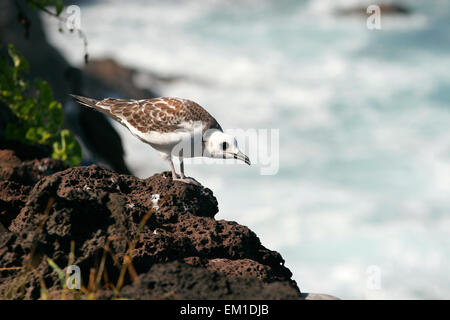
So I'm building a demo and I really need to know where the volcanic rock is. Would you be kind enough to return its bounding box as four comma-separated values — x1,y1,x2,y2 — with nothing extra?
0,161,300,299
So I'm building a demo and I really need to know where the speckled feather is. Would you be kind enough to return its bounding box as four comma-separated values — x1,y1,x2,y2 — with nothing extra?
95,97,222,134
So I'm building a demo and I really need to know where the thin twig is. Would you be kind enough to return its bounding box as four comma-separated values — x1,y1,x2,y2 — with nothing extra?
25,0,89,63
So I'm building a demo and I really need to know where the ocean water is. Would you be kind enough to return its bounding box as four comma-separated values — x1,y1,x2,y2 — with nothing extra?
42,0,450,299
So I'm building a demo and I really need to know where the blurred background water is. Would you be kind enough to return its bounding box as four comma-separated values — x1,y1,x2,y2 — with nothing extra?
42,0,450,299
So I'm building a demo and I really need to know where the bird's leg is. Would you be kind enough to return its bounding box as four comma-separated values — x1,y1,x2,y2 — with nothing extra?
168,157,179,180
179,158,186,179
169,157,201,186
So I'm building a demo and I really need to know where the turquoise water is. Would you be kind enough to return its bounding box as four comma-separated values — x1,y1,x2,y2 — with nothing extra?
43,0,450,298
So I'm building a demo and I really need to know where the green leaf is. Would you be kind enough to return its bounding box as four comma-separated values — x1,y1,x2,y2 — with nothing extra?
52,130,82,167
47,258,66,289
35,79,53,105
7,44,28,74
1,44,82,167
55,0,64,15
16,99,36,120
26,127,52,144
46,101,63,132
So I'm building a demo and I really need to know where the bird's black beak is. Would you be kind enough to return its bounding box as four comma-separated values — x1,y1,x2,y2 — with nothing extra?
234,151,251,165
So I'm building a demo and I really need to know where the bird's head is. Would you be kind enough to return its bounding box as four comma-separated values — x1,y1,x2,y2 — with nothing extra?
204,130,251,165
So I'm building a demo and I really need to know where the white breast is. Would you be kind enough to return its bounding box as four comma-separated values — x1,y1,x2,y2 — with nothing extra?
124,119,205,158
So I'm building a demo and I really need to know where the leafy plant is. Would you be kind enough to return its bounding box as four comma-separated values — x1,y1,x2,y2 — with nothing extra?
25,0,65,16
0,44,82,166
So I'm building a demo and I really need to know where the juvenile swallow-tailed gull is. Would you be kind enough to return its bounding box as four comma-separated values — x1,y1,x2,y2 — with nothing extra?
70,95,250,185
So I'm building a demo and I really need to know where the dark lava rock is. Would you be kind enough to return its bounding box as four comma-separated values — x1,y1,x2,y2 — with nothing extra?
119,260,300,300
0,148,67,228
336,4,411,16
0,161,300,299
82,58,158,99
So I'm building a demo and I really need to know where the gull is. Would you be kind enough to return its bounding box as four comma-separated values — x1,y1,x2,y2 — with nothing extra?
70,95,250,185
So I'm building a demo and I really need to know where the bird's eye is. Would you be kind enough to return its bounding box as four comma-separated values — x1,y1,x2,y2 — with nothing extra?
222,142,229,151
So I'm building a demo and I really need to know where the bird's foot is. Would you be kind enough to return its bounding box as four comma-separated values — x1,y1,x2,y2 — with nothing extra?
172,176,202,186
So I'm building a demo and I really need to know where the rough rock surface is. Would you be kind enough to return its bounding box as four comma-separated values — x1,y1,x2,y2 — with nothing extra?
0,147,67,228
119,261,301,300
0,150,300,300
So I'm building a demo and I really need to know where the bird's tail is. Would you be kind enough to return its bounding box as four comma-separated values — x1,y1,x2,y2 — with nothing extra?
69,94,99,109
70,94,125,124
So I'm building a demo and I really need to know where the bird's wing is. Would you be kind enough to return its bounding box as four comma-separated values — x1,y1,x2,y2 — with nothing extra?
97,97,219,134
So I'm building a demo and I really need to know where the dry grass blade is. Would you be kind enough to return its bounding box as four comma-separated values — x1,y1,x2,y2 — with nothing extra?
26,197,55,270
114,207,154,295
39,275,48,300
2,197,55,299
95,238,111,288
0,267,23,271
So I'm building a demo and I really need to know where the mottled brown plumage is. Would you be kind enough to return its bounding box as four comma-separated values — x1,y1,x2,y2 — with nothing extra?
93,97,222,134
